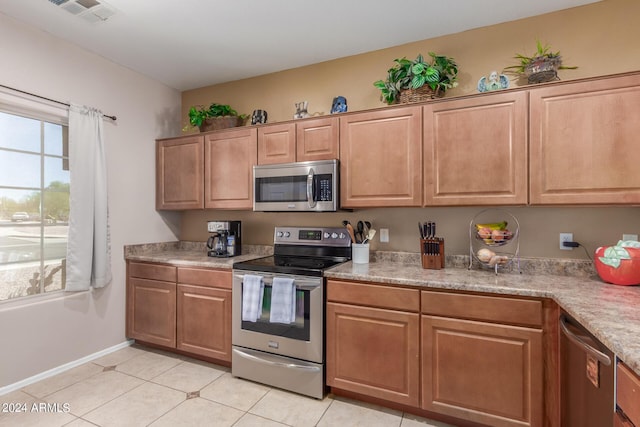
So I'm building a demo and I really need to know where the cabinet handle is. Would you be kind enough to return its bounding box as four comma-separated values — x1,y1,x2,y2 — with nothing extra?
233,348,320,372
559,315,611,366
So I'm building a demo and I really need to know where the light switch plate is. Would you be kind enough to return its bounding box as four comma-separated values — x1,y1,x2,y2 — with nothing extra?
380,228,389,243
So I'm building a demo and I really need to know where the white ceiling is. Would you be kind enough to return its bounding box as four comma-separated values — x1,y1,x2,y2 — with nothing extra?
0,0,600,91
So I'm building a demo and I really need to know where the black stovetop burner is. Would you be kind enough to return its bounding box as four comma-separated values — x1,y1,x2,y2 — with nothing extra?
232,226,352,277
233,254,345,277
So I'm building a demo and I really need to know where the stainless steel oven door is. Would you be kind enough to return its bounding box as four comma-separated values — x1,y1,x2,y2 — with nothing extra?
232,271,323,363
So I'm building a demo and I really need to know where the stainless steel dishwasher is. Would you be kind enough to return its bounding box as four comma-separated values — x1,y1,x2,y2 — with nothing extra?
560,312,614,427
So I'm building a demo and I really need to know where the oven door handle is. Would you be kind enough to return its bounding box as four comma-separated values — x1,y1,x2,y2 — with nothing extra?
233,348,321,372
559,315,611,366
307,167,316,209
234,274,321,289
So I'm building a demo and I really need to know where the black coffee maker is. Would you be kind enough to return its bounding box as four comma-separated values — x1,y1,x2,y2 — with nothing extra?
206,221,241,257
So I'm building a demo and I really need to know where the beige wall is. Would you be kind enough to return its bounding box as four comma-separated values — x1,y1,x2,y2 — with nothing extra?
0,14,182,387
182,0,640,126
180,0,640,259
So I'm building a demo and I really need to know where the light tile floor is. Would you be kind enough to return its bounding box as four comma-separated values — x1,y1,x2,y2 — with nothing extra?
0,345,457,427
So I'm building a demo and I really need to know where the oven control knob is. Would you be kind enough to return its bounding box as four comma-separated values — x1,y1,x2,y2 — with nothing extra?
331,232,338,239
323,232,330,239
284,232,290,238
276,231,283,238
339,232,346,239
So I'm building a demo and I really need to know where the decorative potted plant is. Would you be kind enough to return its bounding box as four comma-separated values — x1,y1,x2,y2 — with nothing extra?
187,103,248,132
503,40,577,84
373,52,459,105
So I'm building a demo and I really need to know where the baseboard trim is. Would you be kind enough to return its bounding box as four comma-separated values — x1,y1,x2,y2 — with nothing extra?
0,340,134,396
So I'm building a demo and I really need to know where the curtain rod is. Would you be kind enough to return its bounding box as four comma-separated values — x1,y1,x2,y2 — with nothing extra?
0,84,116,121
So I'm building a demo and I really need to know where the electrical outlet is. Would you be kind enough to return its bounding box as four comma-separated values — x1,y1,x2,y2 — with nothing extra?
623,234,639,241
379,228,389,243
560,232,574,250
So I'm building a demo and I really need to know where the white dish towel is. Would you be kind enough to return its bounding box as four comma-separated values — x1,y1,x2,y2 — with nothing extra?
269,277,296,324
242,274,264,322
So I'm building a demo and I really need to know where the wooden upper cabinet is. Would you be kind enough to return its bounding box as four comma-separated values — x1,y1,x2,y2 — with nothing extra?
340,106,422,207
204,127,257,209
296,117,339,161
530,73,640,204
257,123,296,165
423,91,528,206
156,136,204,210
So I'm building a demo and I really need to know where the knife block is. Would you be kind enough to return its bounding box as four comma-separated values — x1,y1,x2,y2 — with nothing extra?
420,238,445,270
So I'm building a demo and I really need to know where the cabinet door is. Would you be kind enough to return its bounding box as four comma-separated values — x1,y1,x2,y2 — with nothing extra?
296,117,339,161
326,302,420,407
530,73,640,204
340,107,422,207
127,277,176,348
423,91,528,205
258,123,296,165
156,136,204,210
617,361,640,427
421,315,543,427
177,284,232,362
204,128,257,209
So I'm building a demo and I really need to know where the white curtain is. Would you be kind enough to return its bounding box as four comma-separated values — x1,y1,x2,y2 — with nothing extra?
65,104,112,291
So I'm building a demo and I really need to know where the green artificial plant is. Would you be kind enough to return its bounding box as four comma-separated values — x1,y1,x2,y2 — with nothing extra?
374,53,458,104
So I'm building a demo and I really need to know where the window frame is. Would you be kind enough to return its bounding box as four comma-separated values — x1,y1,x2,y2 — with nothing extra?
0,88,71,305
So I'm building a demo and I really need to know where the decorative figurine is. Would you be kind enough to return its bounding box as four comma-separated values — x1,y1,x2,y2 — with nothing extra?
294,101,310,119
477,71,510,92
330,96,347,114
294,101,323,119
251,109,268,125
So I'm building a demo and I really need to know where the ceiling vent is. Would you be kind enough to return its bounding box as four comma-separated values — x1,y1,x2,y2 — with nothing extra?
48,0,118,23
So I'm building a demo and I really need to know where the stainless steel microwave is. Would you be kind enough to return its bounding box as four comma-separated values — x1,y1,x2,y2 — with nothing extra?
253,159,338,212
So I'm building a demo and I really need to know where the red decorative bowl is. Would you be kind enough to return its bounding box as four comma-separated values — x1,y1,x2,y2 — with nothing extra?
594,246,640,286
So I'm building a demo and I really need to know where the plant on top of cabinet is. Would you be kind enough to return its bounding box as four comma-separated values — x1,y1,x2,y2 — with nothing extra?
503,40,577,84
186,103,248,132
373,52,458,105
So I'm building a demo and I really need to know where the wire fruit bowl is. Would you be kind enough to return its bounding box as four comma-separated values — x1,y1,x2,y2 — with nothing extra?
474,229,515,246
469,209,520,274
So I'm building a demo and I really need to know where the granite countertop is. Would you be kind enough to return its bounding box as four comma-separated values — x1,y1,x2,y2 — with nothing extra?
124,241,272,269
124,242,640,377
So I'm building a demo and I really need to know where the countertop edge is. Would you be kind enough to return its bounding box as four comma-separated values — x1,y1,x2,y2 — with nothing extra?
123,246,640,376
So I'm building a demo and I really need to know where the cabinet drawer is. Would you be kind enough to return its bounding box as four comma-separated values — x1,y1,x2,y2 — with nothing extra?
617,361,640,427
327,280,419,312
178,267,231,289
421,290,542,327
129,262,176,282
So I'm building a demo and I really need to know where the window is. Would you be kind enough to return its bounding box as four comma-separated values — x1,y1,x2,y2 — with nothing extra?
0,110,69,302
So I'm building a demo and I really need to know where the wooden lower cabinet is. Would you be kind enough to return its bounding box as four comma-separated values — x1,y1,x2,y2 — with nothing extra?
326,302,420,407
126,261,232,363
326,279,421,407
421,316,543,427
617,360,640,427
176,284,231,361
126,262,177,348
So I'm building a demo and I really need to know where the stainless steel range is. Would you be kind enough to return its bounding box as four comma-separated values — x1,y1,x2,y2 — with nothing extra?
231,226,351,399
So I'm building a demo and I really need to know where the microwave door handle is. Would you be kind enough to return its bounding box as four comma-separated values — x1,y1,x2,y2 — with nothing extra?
307,168,316,208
